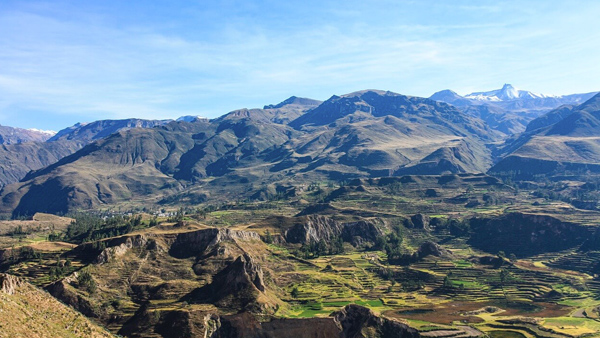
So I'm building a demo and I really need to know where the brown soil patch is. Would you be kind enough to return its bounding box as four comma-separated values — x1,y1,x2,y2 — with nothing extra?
493,301,572,318
384,301,573,325
384,301,486,324
28,241,77,252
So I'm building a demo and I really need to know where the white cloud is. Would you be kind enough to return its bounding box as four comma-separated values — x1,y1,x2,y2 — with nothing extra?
0,0,599,129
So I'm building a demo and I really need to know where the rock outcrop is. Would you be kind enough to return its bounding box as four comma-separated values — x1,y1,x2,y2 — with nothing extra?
46,278,101,318
334,304,420,338
184,253,269,312
95,234,151,264
0,273,24,295
284,215,383,247
284,215,344,244
410,214,431,231
342,220,384,246
169,228,261,259
390,241,452,265
416,241,452,258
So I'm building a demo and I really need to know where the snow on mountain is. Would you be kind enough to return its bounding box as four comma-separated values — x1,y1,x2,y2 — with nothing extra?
176,115,208,122
464,84,555,102
27,128,57,136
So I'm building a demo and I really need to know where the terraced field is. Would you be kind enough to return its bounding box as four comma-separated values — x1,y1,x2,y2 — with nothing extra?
2,175,600,337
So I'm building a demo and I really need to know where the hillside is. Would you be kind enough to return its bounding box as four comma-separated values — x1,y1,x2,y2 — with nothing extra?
3,174,600,337
0,119,180,188
0,140,81,188
0,273,114,338
0,90,503,216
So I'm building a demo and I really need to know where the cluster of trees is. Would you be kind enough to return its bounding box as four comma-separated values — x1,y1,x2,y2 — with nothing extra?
77,269,97,293
1,246,42,267
49,257,72,280
298,237,344,259
383,227,403,261
61,213,149,243
532,186,600,210
370,225,403,261
6,225,31,237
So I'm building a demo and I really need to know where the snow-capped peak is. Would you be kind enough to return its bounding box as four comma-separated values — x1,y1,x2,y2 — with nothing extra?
464,84,556,102
498,84,519,100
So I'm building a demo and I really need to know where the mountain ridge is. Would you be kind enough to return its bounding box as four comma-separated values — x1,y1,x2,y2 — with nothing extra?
0,89,503,215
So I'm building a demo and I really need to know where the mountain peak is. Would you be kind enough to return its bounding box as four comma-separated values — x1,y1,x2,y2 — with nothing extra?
264,96,322,109
465,84,549,102
429,89,472,107
176,115,208,123
498,83,519,100
340,89,394,98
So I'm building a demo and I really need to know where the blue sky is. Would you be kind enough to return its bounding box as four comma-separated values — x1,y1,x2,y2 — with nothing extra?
1,0,599,131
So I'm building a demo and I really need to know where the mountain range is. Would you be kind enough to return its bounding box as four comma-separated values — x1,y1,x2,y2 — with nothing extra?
1,85,599,216
430,84,598,134
0,125,56,144
0,119,173,188
491,92,600,176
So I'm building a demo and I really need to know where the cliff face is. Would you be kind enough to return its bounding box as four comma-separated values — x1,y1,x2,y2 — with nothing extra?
184,253,270,312
342,220,384,246
0,273,24,295
284,215,382,246
284,215,344,244
169,228,261,258
95,234,151,264
469,212,593,257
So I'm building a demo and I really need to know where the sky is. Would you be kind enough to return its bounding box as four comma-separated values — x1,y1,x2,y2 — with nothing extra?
1,0,599,131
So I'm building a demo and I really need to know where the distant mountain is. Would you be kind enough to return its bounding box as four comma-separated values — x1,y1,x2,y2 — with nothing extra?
176,115,209,122
263,96,322,109
0,141,81,188
49,118,172,145
0,125,55,144
431,84,597,108
490,93,600,176
430,84,598,135
429,89,476,107
0,90,500,215
0,118,177,188
465,84,550,102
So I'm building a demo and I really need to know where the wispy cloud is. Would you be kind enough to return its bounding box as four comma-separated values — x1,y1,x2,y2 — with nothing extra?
0,0,599,129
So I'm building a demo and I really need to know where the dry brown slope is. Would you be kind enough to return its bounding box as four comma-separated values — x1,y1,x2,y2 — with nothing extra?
0,273,114,338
